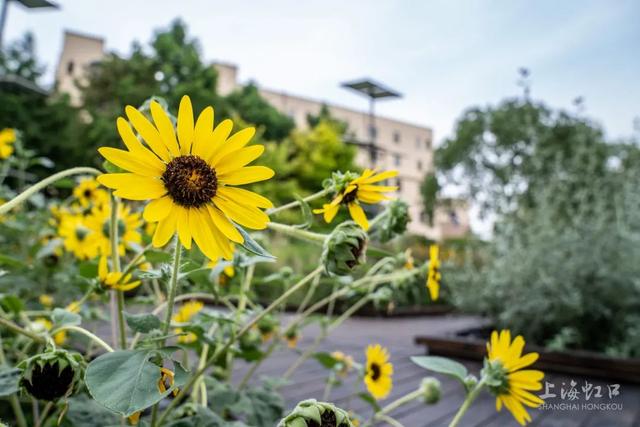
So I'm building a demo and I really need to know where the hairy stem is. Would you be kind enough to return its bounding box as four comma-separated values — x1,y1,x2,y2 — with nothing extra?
267,222,327,243
266,188,331,215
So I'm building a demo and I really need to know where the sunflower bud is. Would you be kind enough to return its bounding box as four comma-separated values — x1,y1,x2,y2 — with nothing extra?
482,359,510,396
278,399,354,427
18,349,84,401
322,222,367,276
419,377,441,404
373,199,410,243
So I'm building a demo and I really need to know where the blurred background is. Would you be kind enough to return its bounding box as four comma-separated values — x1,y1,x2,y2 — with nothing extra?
1,0,640,357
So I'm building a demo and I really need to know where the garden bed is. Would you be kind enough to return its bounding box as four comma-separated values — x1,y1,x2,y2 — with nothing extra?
415,328,640,383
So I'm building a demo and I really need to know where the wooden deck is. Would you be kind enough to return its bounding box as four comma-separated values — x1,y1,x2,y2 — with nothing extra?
235,315,640,427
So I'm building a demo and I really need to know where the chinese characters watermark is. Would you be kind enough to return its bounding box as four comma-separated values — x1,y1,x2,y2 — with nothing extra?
538,380,623,411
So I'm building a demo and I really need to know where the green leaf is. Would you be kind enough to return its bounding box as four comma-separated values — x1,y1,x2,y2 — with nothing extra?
410,356,468,383
103,160,125,174
0,366,20,397
0,294,24,314
357,392,381,412
144,249,173,263
0,254,26,268
236,227,275,259
124,312,163,334
78,260,98,278
52,308,81,327
312,352,339,369
85,349,188,417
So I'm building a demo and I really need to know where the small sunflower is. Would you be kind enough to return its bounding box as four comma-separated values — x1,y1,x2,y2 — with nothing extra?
426,244,441,301
331,351,354,378
97,96,274,261
57,213,98,260
314,169,398,231
172,300,204,344
73,177,109,208
32,318,66,345
364,344,393,400
157,367,178,396
284,329,300,349
0,128,16,159
65,300,82,314
86,202,142,256
39,294,54,308
98,256,141,291
485,330,544,425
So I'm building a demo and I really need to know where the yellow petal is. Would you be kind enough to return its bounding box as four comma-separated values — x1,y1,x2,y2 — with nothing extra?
177,95,195,155
190,208,222,260
98,147,163,177
358,184,398,193
205,213,234,260
323,204,340,223
152,206,177,247
216,186,273,209
348,203,369,230
97,174,167,200
207,204,244,243
218,166,274,186
209,127,255,166
115,281,141,291
214,145,265,175
214,196,269,230
356,190,388,204
190,106,214,158
361,170,398,184
116,118,167,170
202,119,233,163
98,256,108,280
143,196,173,222
125,106,171,161
150,101,180,158
176,206,192,249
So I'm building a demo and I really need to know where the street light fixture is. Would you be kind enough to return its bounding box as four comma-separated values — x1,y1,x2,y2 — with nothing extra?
341,78,401,165
0,0,58,49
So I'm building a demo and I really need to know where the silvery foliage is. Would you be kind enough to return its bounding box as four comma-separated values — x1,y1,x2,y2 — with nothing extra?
447,143,640,356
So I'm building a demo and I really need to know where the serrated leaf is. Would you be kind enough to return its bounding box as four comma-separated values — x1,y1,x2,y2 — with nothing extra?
124,312,163,334
411,356,468,383
357,392,381,412
0,366,20,396
236,227,275,259
85,349,188,417
52,308,81,327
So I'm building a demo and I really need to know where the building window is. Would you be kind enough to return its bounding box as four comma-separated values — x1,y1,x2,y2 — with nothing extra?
369,125,377,139
67,61,75,75
393,131,401,143
425,138,432,149
415,137,421,149
393,154,401,167
449,210,459,226
396,178,402,192
417,160,423,171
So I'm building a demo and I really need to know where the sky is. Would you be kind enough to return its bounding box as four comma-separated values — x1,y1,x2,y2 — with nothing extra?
4,0,639,145
4,0,640,235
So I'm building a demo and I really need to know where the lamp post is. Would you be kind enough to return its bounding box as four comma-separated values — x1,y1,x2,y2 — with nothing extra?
341,78,401,166
0,0,58,50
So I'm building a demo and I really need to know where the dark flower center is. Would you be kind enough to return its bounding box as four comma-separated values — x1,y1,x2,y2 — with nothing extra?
102,219,126,238
83,189,92,198
341,186,358,204
369,362,381,381
161,155,217,207
306,410,349,427
23,362,74,401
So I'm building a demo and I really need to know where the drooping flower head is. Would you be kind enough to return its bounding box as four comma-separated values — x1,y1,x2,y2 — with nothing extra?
98,256,141,292
364,344,393,400
484,330,544,425
97,96,274,261
314,169,398,231
0,128,16,159
86,202,142,256
172,300,204,344
426,244,441,301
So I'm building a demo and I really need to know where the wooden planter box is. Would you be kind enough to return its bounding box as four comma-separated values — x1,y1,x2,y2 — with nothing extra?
415,333,640,383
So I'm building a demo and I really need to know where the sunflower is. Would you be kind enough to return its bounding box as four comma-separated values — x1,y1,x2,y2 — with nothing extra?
364,344,393,400
284,329,300,349
0,128,16,159
98,256,141,292
172,300,204,344
97,96,274,261
331,351,354,378
313,169,398,231
426,244,441,301
73,177,109,208
57,213,98,260
39,294,54,308
32,318,66,345
158,367,178,396
86,202,142,256
485,330,544,425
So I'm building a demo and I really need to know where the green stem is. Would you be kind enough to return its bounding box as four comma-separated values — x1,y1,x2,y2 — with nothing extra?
161,239,182,343
51,325,114,352
364,388,422,427
266,188,330,215
296,273,321,314
227,264,254,380
0,316,45,343
448,378,486,427
0,166,101,215
109,194,126,350
368,208,390,230
267,222,327,243
121,243,153,277
156,266,323,425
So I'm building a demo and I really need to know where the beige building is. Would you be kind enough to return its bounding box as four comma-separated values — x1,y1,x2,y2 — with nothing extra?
55,31,470,240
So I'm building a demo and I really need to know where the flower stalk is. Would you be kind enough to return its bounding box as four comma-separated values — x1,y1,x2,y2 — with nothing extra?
267,221,327,243
109,194,126,350
448,377,486,427
266,188,331,215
